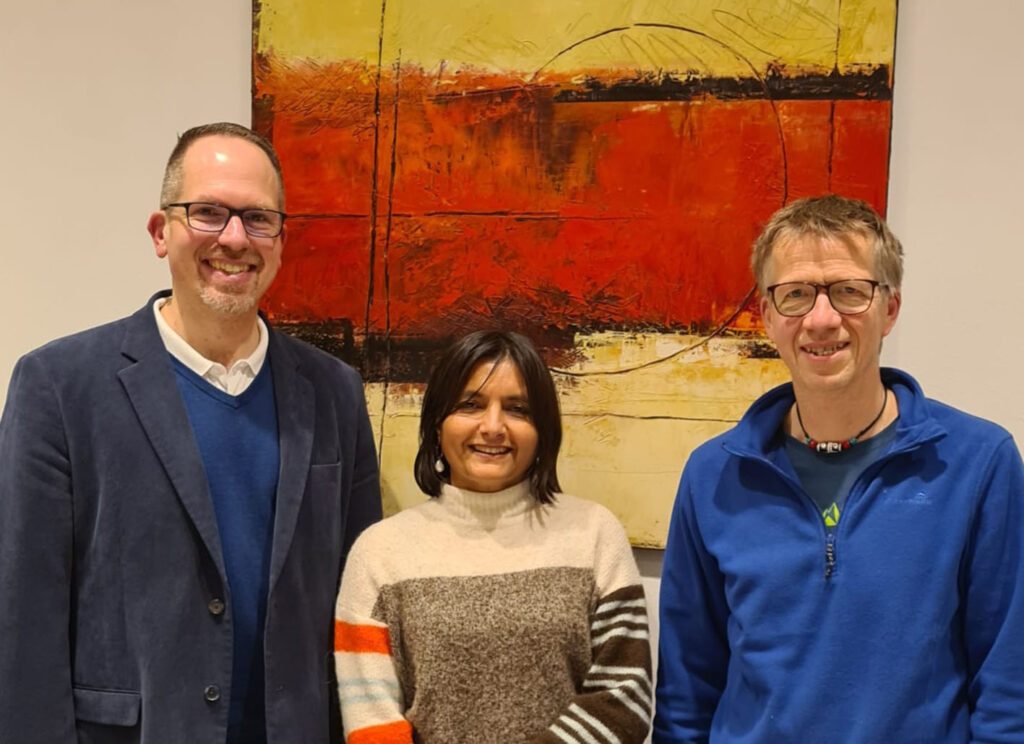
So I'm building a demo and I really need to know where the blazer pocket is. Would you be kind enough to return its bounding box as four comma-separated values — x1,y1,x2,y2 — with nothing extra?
308,461,341,486
73,687,141,726
310,460,341,474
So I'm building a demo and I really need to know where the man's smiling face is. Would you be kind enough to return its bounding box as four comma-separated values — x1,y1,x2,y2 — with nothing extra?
149,134,284,317
760,231,900,398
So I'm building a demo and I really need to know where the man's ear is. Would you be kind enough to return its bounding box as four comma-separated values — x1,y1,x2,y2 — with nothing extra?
759,294,778,343
147,211,168,258
881,288,901,338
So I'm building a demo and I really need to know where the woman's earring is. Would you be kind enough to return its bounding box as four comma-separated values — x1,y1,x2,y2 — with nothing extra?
434,455,446,474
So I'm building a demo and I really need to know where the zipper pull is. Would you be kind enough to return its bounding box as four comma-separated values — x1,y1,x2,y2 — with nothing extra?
824,540,836,581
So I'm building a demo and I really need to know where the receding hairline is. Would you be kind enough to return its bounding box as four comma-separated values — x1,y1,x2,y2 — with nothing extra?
160,126,285,210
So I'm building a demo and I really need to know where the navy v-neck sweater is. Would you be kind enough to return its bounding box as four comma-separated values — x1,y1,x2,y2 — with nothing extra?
172,358,279,744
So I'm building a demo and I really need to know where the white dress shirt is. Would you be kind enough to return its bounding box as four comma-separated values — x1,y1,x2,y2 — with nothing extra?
152,297,268,396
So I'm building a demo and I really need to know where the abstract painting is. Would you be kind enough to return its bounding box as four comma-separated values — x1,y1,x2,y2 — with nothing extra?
252,0,897,546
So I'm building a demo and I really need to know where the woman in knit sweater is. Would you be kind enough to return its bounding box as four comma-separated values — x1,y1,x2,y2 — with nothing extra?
334,331,652,744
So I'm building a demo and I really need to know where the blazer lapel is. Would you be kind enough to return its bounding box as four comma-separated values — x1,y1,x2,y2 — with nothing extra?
117,296,227,579
266,329,315,593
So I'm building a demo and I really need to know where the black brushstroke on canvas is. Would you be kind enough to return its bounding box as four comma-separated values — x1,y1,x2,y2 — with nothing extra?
549,66,891,103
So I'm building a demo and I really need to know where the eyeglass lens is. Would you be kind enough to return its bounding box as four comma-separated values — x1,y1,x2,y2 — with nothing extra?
772,280,876,316
187,203,283,237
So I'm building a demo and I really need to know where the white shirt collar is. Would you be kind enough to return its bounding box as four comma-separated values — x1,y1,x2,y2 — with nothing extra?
152,296,269,395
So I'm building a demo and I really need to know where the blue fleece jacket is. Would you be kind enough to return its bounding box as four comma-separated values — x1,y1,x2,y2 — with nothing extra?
653,369,1024,744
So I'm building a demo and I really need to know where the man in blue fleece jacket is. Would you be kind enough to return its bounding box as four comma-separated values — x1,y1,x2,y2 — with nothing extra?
653,195,1024,743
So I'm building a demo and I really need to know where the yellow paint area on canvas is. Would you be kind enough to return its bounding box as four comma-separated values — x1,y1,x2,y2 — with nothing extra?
256,0,893,77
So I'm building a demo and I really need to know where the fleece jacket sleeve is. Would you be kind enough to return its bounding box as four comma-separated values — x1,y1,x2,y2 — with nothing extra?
963,436,1024,743
652,465,731,744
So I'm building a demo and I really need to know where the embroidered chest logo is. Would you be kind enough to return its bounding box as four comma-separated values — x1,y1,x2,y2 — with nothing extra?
883,491,933,506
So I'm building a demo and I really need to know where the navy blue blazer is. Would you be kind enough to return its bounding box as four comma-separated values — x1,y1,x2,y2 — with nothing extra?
0,292,382,743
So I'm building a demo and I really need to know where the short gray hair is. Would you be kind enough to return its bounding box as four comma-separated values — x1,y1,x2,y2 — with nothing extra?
751,194,903,291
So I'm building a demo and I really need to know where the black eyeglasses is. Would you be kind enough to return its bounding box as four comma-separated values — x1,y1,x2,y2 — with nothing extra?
766,279,887,317
163,202,286,238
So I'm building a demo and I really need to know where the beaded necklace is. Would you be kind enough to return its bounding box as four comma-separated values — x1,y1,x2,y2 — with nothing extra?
795,388,888,455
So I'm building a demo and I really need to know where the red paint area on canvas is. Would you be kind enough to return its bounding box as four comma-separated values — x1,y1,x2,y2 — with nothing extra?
256,61,891,335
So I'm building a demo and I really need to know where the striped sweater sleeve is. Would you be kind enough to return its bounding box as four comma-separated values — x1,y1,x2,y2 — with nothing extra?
334,534,414,744
533,513,654,744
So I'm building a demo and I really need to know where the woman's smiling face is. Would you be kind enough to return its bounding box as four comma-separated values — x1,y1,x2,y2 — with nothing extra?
439,358,539,493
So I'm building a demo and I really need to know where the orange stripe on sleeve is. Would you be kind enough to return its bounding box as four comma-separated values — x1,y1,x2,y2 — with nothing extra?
335,619,392,654
348,719,414,744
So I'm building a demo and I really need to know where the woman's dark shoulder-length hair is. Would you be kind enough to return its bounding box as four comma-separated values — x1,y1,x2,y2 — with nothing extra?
413,330,562,503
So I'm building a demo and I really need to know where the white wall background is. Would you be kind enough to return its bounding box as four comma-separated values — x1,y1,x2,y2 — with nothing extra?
2,0,1022,729
0,1,253,388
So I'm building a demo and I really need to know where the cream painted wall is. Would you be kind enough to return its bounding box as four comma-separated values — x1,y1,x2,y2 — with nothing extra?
2,0,1022,732
0,0,253,404
885,2,1024,445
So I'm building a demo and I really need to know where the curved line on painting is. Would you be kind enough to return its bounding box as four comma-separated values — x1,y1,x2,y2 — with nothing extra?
532,21,789,205
531,22,787,378
548,284,763,378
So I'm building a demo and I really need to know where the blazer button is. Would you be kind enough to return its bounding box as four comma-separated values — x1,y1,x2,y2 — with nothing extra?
204,684,221,703
208,598,225,616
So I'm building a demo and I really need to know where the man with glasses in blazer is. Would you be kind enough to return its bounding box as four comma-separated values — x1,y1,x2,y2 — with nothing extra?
0,122,381,744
